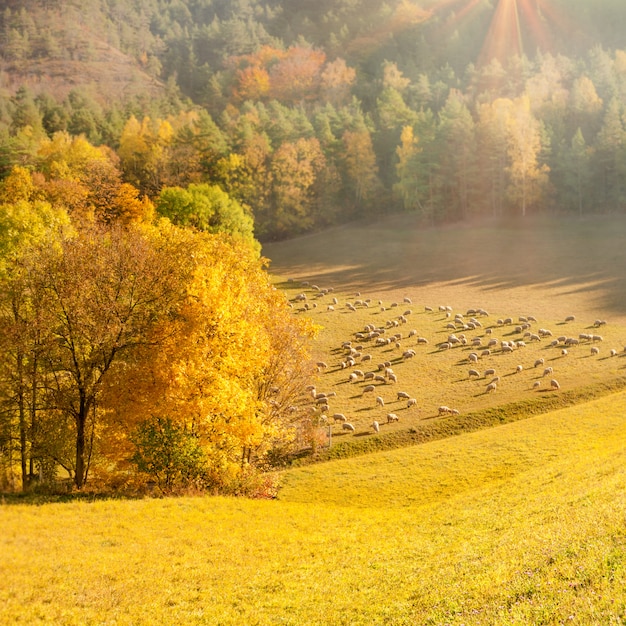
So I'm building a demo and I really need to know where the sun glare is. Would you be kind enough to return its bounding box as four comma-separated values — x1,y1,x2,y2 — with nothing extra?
424,0,573,67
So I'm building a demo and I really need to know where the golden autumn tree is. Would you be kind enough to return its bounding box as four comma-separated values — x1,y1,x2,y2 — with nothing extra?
266,137,326,237
341,128,382,209
20,222,190,490
506,96,550,217
102,225,315,492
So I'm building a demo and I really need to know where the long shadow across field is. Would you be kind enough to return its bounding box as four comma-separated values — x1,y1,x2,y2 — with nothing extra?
263,215,626,320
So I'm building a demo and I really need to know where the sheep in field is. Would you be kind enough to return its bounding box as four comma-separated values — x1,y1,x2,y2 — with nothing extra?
387,413,399,423
333,413,347,423
407,398,417,409
550,379,560,390
486,382,497,393
362,385,376,395
371,421,380,433
438,406,451,416
376,396,385,408
397,391,411,400
342,423,356,432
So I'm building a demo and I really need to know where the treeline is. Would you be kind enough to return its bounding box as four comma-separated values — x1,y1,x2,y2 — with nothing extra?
3,2,626,238
0,139,316,494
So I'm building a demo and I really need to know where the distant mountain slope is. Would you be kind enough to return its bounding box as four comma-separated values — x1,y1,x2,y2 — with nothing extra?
0,0,164,103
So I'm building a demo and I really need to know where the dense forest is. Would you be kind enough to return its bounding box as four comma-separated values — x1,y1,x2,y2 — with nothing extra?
3,0,626,493
2,1,626,237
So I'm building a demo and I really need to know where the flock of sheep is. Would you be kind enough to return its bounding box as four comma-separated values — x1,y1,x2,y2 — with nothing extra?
286,278,625,441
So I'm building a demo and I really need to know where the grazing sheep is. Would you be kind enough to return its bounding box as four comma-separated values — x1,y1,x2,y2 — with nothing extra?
516,364,523,373
361,354,372,362
565,315,575,322
333,413,347,423
438,406,451,416
533,380,541,389
374,375,386,383
397,391,411,400
543,367,553,377
561,349,568,357
591,346,600,356
327,305,335,311
610,349,618,357
486,382,497,393
342,422,356,432
387,413,399,423
364,371,375,381
469,369,480,378
484,368,496,377
387,373,398,384
371,421,380,433
534,358,545,368
376,396,385,408
407,398,417,408
417,337,429,345
450,408,460,416
469,353,479,363
550,379,560,390
404,297,412,304
362,385,376,395
481,349,491,358
316,361,328,370
425,306,433,312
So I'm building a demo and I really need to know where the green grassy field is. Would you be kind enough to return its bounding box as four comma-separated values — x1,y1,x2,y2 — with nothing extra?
3,217,626,624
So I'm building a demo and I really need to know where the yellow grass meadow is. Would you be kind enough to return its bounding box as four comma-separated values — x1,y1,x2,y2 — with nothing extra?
3,217,626,624
2,390,626,625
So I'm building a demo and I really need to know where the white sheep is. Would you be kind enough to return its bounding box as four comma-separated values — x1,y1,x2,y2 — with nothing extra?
376,396,385,408
387,413,399,423
469,369,480,378
534,358,544,368
438,406,451,416
486,382,497,393
484,368,496,377
591,346,600,356
543,367,553,376
362,385,376,395
342,422,356,432
397,391,411,400
371,421,380,433
407,398,417,408
333,413,347,423
550,379,560,390
516,364,523,373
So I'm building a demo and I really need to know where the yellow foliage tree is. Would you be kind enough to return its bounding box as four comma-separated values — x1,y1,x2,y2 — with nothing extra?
101,224,315,490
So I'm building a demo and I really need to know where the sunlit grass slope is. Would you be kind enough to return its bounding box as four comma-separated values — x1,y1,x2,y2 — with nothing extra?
2,392,626,624
262,216,626,447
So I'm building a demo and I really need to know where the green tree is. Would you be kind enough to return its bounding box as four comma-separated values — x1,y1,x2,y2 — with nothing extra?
156,183,257,251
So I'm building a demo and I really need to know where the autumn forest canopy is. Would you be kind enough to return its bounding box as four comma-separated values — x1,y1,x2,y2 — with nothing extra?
2,0,626,493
